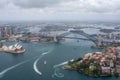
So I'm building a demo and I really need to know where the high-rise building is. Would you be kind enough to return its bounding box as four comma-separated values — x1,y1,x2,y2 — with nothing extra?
0,27,5,38
0,26,10,38
0,26,19,39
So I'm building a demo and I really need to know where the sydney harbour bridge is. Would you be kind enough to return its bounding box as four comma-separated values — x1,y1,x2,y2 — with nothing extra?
40,30,102,45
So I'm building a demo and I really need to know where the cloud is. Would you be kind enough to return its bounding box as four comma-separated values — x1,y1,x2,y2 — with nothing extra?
0,0,9,8
1,0,120,13
11,0,71,9
81,0,120,13
0,0,120,21
51,0,120,13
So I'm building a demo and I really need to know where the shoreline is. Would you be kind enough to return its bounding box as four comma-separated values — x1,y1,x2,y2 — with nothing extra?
63,65,120,77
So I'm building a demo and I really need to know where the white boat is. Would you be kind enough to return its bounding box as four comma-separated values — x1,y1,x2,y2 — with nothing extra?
44,61,46,64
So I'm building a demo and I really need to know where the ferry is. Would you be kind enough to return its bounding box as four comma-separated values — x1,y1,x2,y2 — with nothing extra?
1,43,26,54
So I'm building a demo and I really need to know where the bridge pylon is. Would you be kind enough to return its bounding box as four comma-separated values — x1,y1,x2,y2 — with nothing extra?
97,34,103,46
53,33,59,43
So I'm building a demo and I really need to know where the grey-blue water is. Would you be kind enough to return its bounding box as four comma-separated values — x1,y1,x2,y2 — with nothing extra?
0,35,120,80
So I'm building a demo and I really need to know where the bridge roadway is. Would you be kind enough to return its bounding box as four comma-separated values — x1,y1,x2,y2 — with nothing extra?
61,36,94,41
40,35,91,41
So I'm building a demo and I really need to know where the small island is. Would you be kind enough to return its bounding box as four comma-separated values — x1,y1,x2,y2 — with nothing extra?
64,46,120,77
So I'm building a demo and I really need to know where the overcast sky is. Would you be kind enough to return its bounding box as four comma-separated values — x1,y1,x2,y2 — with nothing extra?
0,0,120,22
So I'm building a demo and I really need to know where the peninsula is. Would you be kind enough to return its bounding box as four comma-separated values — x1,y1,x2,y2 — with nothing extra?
64,46,120,77
0,43,25,54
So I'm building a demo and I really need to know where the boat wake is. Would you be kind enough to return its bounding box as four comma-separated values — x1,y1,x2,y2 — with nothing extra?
0,59,32,78
41,52,48,56
53,59,74,68
53,61,68,68
33,52,48,76
52,59,74,78
33,48,54,76
52,68,64,78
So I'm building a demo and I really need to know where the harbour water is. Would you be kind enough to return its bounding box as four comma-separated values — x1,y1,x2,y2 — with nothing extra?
0,34,120,80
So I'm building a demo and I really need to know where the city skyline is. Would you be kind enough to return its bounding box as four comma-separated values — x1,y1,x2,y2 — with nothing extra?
0,0,120,22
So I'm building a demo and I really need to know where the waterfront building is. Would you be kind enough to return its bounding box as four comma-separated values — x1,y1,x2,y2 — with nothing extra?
116,65,120,73
110,60,114,68
101,67,111,74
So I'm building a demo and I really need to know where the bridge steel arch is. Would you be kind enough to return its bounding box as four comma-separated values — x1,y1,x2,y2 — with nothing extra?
58,30,98,45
